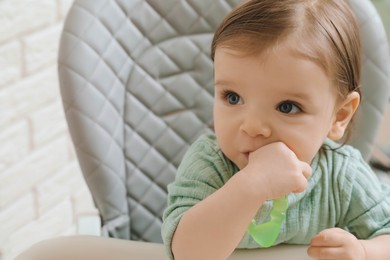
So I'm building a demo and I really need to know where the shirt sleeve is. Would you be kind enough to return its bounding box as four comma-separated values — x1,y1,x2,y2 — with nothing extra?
161,135,236,259
340,150,390,239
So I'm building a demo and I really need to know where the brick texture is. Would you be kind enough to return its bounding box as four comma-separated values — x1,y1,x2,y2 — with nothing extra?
23,24,63,75
0,41,21,87
0,1,98,260
0,0,56,44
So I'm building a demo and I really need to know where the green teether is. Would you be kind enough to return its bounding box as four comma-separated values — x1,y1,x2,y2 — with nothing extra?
247,196,288,247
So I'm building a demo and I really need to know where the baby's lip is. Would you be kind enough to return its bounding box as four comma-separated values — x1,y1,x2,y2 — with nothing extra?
243,149,255,154
243,152,251,159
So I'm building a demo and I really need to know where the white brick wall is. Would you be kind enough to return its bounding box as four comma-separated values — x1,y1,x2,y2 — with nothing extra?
0,1,98,260
0,41,22,86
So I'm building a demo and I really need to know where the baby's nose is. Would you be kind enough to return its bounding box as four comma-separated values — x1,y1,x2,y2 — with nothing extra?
240,113,272,138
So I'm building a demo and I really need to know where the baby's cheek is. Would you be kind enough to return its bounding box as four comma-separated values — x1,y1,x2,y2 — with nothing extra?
294,141,324,165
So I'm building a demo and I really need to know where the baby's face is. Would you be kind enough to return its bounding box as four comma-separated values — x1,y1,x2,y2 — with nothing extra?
213,45,341,169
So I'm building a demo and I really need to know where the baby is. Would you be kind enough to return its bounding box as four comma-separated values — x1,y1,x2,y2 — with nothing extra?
162,0,390,259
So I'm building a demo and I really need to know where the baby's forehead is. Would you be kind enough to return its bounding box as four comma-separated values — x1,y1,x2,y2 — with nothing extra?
216,36,329,71
214,42,341,98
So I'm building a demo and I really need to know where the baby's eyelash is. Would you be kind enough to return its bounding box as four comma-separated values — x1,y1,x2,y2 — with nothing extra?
277,100,304,114
220,89,235,99
219,89,234,101
220,89,242,105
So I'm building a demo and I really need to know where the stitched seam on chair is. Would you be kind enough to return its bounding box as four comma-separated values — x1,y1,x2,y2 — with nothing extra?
61,2,131,217
83,1,215,131
350,98,387,158
80,153,128,218
67,0,233,238
137,1,215,100
145,1,216,96
58,33,128,115
76,0,207,185
127,199,165,227
89,164,128,217
126,179,167,214
124,108,206,163
185,0,230,30
123,121,202,184
58,31,130,89
127,196,165,229
146,46,210,116
125,51,210,199
131,219,162,241
145,1,215,97
128,195,164,222
128,200,163,240
142,0,180,37
58,6,95,66
58,32,132,136
356,6,390,78
363,54,390,81
155,40,215,97
182,1,213,33
122,40,212,122
109,0,151,62
70,108,125,180
59,64,123,127
60,67,124,151
65,2,132,86
120,3,213,151
125,50,213,128
124,64,210,139
125,121,183,165
363,96,387,120
125,150,179,193
123,122,209,196
123,68,212,157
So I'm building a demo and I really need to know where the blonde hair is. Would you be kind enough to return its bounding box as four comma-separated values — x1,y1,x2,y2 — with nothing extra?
211,0,361,99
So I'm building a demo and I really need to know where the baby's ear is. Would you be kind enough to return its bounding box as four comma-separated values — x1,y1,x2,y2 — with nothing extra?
327,91,360,141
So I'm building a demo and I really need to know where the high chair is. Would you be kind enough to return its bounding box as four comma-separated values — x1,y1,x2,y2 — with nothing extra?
58,0,390,247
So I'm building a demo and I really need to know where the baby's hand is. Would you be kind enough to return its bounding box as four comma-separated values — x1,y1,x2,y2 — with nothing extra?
242,142,311,200
307,228,366,260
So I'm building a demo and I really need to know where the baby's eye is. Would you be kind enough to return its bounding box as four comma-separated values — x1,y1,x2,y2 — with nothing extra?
223,91,242,105
277,101,301,114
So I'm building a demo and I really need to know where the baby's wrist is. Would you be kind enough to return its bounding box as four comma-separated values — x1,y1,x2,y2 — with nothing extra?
358,240,368,260
235,169,268,204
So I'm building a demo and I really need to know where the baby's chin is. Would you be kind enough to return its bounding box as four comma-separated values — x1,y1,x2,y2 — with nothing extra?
231,157,247,170
296,152,317,166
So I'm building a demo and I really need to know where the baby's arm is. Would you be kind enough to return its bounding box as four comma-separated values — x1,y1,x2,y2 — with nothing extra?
361,234,390,259
171,142,311,260
308,228,390,259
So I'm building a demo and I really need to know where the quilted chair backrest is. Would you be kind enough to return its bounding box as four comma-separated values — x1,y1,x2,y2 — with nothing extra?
58,0,390,243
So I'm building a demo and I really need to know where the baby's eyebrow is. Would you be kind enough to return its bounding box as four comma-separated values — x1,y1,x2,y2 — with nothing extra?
214,79,234,87
275,85,314,98
283,92,311,100
276,91,316,107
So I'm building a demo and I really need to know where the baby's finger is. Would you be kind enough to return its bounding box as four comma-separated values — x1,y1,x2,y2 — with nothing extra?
310,228,346,247
307,245,344,259
289,162,311,193
300,161,312,179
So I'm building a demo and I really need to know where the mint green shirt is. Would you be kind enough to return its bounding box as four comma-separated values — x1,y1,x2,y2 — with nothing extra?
162,134,390,257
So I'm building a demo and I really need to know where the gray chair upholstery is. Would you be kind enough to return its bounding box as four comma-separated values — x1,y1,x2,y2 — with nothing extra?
58,0,390,243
